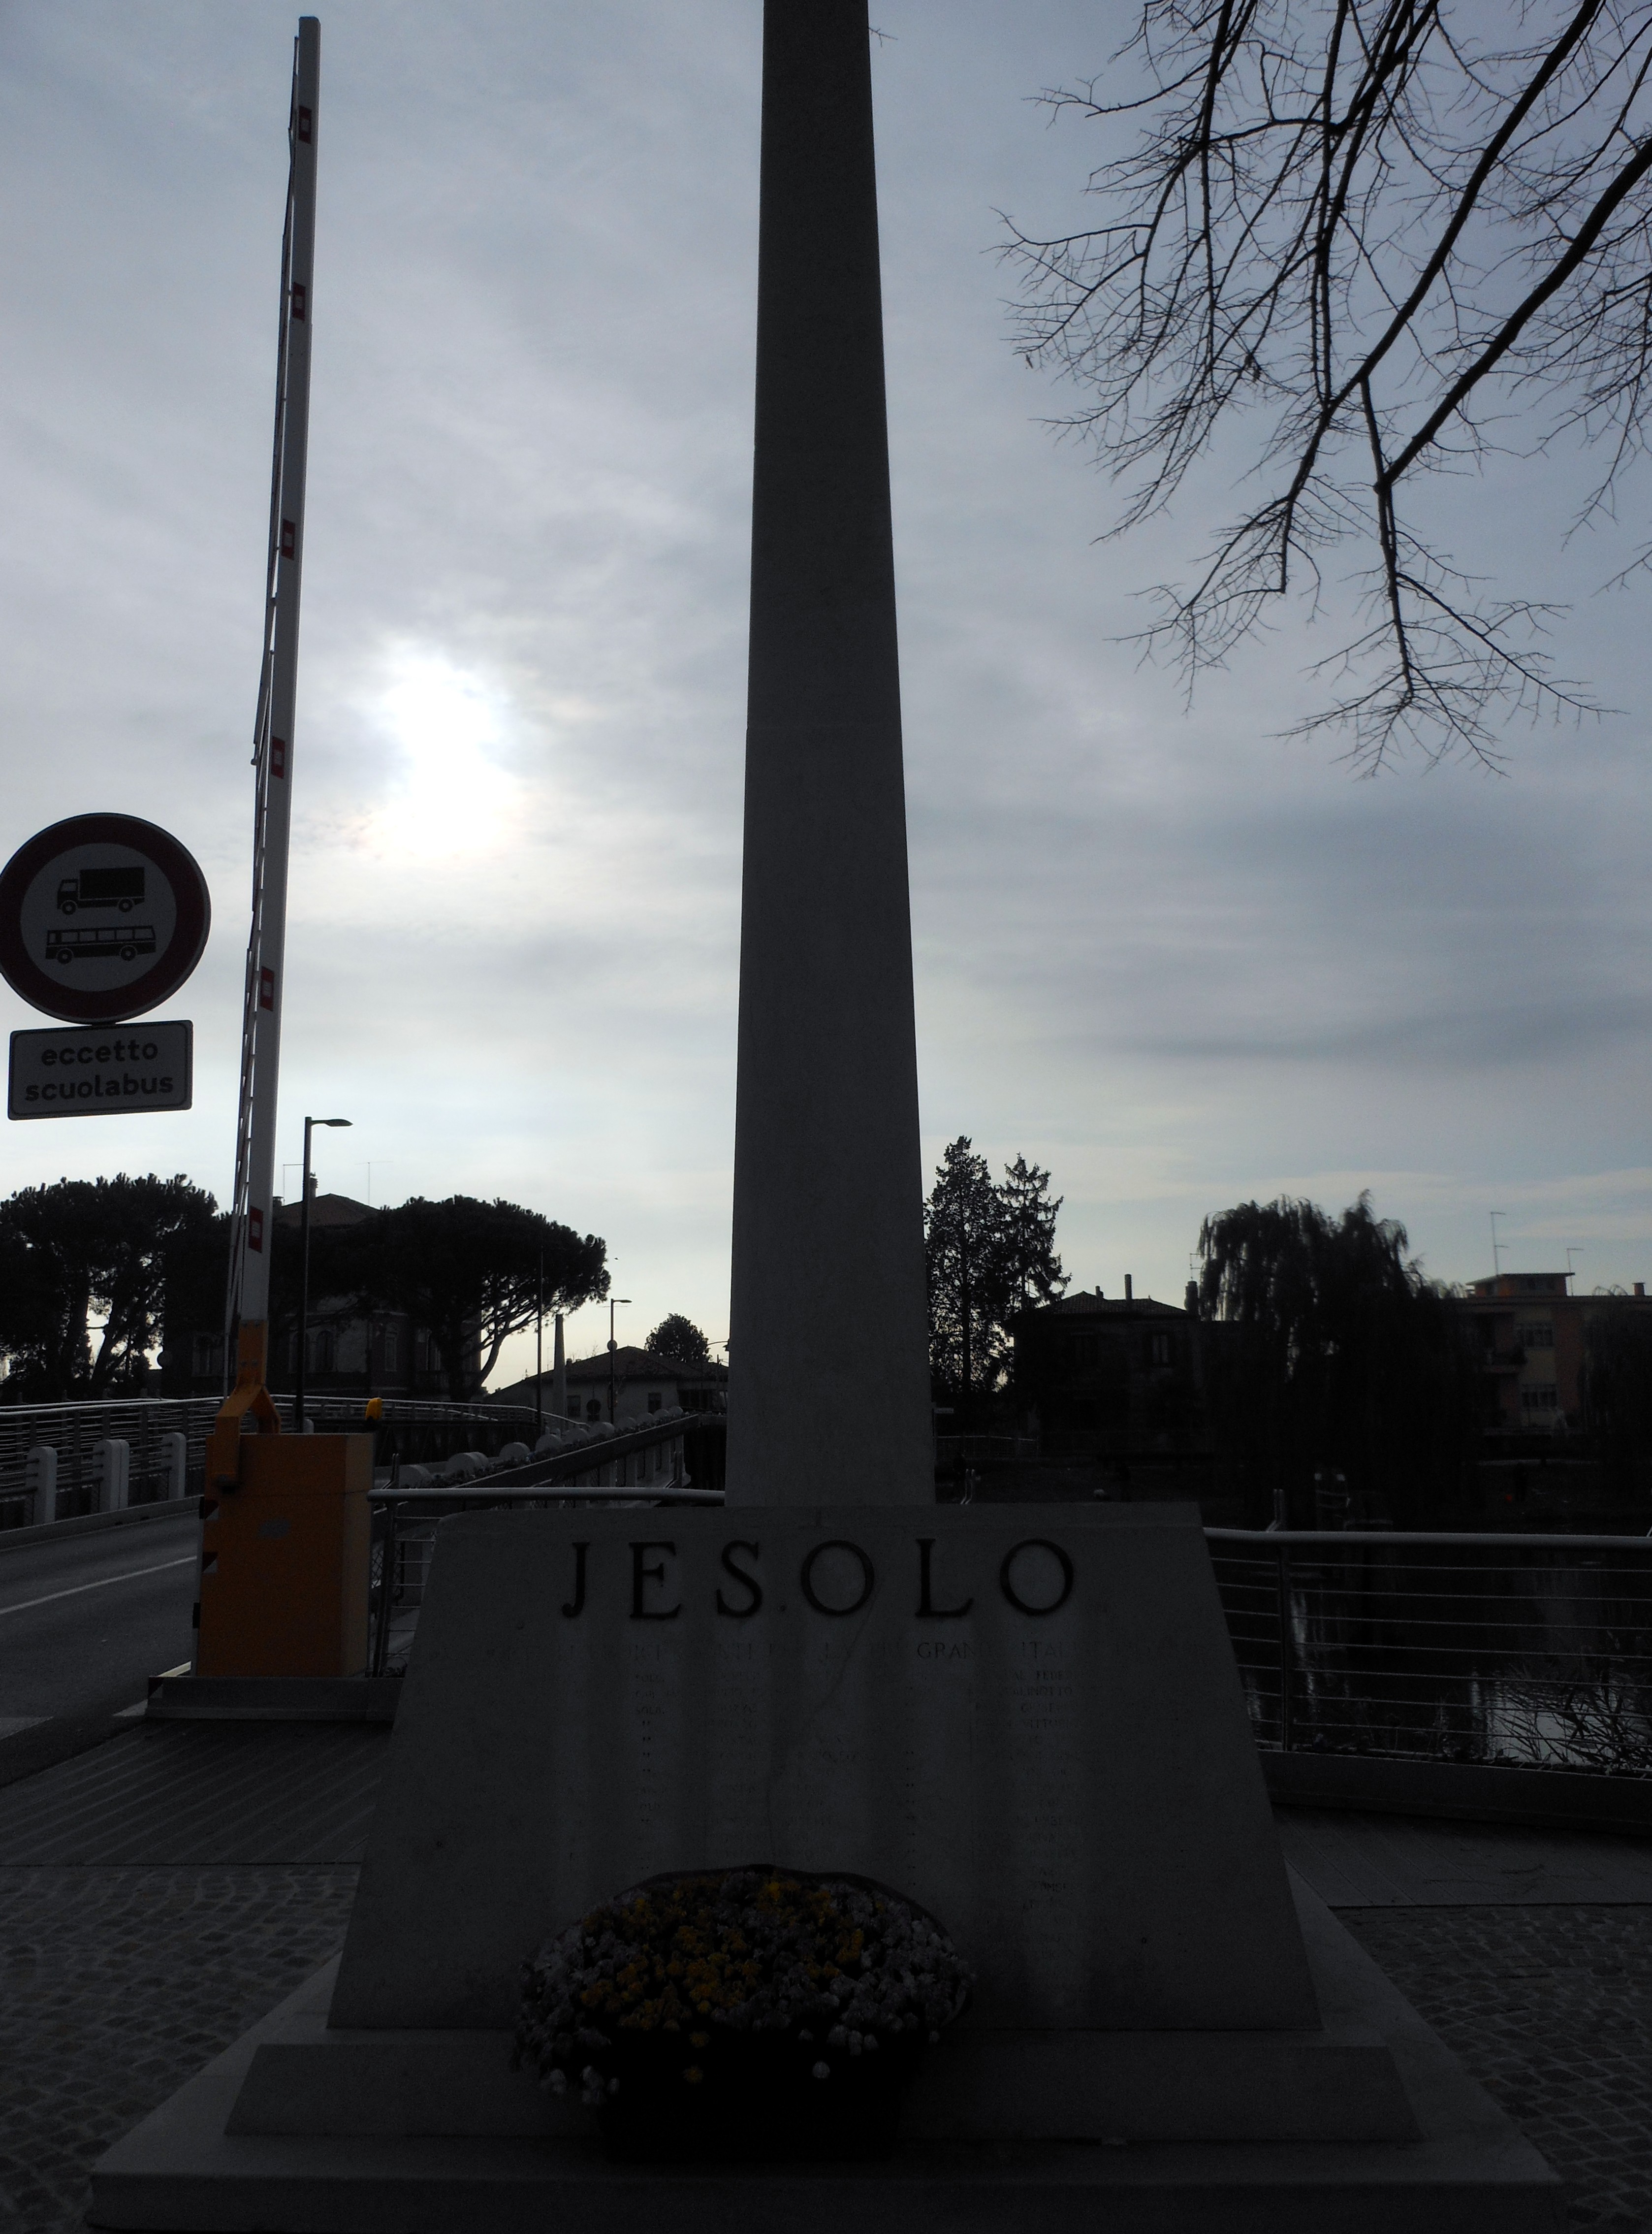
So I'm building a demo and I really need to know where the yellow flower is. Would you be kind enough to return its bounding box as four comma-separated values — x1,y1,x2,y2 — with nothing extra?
683,2066,704,2084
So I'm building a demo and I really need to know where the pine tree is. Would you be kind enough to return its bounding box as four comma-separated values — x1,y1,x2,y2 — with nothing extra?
0,1174,220,1400
647,1314,712,1369
924,1141,1068,1425
998,1155,1068,1313
925,1139,1000,1422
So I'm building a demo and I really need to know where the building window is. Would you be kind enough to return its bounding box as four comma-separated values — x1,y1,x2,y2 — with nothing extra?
585,1398,602,1422
1520,1386,1558,1414
1514,1323,1554,1349
192,1333,222,1379
383,1326,398,1372
307,1327,333,1373
1149,1332,1171,1367
648,1391,662,1412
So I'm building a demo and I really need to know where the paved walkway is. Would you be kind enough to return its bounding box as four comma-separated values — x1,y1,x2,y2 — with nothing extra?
0,1725,1647,2233
0,1864,358,2234
1279,1806,1652,1906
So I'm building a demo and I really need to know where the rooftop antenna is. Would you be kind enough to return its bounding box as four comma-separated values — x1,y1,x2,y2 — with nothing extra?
221,18,321,1404
1565,1247,1583,1286
1489,1210,1506,1279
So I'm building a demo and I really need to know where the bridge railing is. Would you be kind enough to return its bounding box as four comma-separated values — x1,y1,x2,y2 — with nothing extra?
366,1413,723,1672
1206,1527,1652,1776
0,1393,548,1529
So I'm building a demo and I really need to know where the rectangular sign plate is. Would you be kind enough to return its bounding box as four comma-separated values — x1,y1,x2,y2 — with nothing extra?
8,1019,192,1119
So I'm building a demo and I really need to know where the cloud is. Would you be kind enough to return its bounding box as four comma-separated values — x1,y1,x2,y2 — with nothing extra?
2,0,1651,1374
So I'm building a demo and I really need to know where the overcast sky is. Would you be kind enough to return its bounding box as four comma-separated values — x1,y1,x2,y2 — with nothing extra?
3,0,1649,1386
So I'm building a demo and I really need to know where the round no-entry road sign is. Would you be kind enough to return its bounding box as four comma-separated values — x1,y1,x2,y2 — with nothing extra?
0,814,211,1024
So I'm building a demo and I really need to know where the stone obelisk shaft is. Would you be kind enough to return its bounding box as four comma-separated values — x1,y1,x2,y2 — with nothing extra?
726,0,932,1506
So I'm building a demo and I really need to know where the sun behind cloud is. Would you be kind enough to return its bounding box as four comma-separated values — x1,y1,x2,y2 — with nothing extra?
365,648,522,861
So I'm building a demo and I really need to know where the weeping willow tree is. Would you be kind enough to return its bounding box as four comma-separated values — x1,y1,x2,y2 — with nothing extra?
1582,1298,1652,1494
1196,1192,1479,1520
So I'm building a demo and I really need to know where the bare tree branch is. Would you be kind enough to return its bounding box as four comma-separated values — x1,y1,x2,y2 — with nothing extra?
1004,0,1652,763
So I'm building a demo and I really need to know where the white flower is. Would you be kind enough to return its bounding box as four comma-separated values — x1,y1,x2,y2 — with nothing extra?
812,2061,831,2080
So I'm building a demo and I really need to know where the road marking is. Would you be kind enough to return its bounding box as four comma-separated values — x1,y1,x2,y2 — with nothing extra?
0,1555,195,1619
0,1716,46,1739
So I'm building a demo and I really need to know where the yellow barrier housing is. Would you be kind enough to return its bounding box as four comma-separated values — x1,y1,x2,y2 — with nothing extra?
196,1433,372,1679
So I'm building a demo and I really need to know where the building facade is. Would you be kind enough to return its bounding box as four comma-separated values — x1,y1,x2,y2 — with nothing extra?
492,1345,728,1425
1012,1287,1207,1458
1453,1271,1652,1430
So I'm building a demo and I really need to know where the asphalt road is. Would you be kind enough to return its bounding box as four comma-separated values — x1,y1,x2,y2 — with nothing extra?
0,1513,198,1783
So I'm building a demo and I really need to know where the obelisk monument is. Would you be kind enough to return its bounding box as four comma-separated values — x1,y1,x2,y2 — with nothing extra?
726,0,933,1506
89,15,1562,2213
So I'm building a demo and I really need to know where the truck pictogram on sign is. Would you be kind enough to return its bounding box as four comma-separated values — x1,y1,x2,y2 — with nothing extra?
56,868,146,914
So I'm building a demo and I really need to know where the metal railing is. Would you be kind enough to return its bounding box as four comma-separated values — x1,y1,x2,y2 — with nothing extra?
1207,1528,1652,1775
367,1414,720,1674
0,1393,547,1529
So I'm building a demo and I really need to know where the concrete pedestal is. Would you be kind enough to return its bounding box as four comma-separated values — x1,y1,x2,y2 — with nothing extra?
89,1881,1559,2231
90,1505,1560,2229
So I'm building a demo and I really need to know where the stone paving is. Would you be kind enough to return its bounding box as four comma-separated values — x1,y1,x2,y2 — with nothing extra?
0,1864,357,2234
1344,1905,1652,2234
0,1858,1649,2232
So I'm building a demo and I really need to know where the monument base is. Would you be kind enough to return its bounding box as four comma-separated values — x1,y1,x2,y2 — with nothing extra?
89,1882,1561,2232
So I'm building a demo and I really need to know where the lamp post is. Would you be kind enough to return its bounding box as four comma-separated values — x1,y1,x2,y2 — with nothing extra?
294,1115,351,1433
607,1295,632,1424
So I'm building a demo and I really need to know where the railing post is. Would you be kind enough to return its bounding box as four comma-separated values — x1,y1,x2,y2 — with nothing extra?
26,1444,58,1526
161,1431,190,1500
370,1498,398,1676
94,1437,131,1513
1276,1542,1295,1752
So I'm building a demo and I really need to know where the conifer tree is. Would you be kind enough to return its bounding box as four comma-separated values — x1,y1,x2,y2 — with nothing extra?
924,1141,1068,1423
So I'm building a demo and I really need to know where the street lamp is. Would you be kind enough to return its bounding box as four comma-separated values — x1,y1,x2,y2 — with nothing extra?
607,1295,632,1424
295,1116,351,1433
